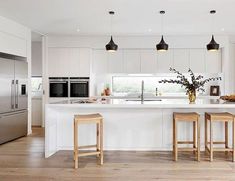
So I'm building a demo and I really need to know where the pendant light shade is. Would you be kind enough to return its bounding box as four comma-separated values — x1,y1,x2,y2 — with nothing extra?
156,11,168,51
156,35,168,51
207,35,219,51
106,36,118,52
106,11,118,52
207,10,219,51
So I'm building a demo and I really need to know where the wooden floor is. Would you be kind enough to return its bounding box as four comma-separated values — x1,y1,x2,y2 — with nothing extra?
0,128,235,181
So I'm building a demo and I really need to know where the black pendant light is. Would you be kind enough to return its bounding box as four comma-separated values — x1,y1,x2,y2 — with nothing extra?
207,10,219,51
106,11,118,52
156,11,168,51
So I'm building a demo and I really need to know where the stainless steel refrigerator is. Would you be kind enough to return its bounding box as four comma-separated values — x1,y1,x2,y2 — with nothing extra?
0,54,28,144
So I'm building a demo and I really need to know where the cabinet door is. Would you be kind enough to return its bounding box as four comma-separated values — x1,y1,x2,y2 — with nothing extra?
140,50,157,73
0,31,27,57
189,49,205,73
205,49,222,73
157,50,173,73
69,48,80,77
173,49,190,73
92,50,108,74
79,48,91,77
123,50,141,73
32,99,42,126
48,48,69,77
108,50,123,73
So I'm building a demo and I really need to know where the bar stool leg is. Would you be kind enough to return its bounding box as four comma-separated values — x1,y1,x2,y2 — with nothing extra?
174,119,178,161
173,117,175,157
100,119,104,165
225,121,229,156
197,118,200,161
205,114,208,155
233,118,235,162
96,122,100,158
210,119,213,162
74,120,78,169
193,121,196,155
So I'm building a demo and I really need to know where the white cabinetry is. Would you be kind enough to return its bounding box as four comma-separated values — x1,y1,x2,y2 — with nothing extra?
108,50,123,73
0,31,26,57
92,49,108,74
205,49,222,73
123,50,141,73
189,49,205,73
140,50,157,73
91,48,222,74
69,48,91,77
31,98,42,126
48,48,70,77
48,48,91,77
173,49,190,73
157,50,174,73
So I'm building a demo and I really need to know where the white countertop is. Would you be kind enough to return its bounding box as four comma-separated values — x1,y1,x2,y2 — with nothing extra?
46,98,235,109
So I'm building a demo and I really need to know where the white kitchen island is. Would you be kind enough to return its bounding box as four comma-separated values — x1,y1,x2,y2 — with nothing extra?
45,98,235,158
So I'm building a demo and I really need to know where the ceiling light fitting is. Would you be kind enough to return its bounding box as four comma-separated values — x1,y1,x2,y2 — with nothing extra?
156,10,168,51
207,10,219,51
106,11,118,52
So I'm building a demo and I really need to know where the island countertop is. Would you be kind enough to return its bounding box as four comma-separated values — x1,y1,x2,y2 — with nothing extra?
47,98,235,109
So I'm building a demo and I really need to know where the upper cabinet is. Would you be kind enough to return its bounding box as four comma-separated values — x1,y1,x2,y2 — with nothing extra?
69,48,91,77
107,50,123,73
189,49,205,73
157,50,174,73
0,31,27,57
92,49,108,74
48,48,70,77
47,47,92,77
123,50,141,73
140,50,157,73
205,49,222,73
173,49,190,73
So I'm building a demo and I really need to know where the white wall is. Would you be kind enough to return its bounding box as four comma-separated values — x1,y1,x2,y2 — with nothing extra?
31,41,42,76
0,15,32,134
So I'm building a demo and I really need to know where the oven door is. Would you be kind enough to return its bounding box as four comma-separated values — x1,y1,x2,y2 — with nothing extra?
70,82,89,97
49,82,68,97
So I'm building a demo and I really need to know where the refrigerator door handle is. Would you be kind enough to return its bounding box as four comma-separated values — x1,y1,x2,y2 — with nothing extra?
11,80,14,109
15,80,19,109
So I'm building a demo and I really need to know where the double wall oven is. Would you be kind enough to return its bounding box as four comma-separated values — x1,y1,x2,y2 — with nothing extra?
49,77,89,98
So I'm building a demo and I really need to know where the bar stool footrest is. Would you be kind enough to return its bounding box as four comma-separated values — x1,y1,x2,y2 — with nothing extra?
178,147,198,151
78,145,97,149
78,151,101,157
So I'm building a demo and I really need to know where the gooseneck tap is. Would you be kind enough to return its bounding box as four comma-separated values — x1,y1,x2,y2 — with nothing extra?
141,80,144,104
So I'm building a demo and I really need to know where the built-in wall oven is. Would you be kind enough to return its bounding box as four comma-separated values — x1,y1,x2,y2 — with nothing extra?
70,77,89,97
49,77,69,97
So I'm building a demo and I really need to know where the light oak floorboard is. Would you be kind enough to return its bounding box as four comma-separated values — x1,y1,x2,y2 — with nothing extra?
0,127,235,181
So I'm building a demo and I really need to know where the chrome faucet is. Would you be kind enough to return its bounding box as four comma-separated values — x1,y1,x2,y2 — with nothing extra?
141,80,144,103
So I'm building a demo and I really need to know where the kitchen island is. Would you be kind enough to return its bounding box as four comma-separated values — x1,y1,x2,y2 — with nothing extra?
45,98,235,158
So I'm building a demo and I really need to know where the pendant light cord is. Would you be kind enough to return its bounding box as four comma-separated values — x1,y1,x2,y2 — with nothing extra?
110,12,113,37
161,12,163,36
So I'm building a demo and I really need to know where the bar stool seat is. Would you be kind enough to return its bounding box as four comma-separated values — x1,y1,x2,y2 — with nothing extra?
74,113,104,169
205,112,235,162
173,112,200,161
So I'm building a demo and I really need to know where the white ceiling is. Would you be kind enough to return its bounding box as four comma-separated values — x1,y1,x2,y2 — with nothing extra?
0,0,234,36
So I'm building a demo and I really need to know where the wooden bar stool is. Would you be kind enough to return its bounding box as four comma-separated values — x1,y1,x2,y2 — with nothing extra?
173,112,200,161
205,112,235,162
74,113,103,169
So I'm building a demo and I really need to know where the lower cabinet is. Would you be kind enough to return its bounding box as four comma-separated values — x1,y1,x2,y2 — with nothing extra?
32,98,42,126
